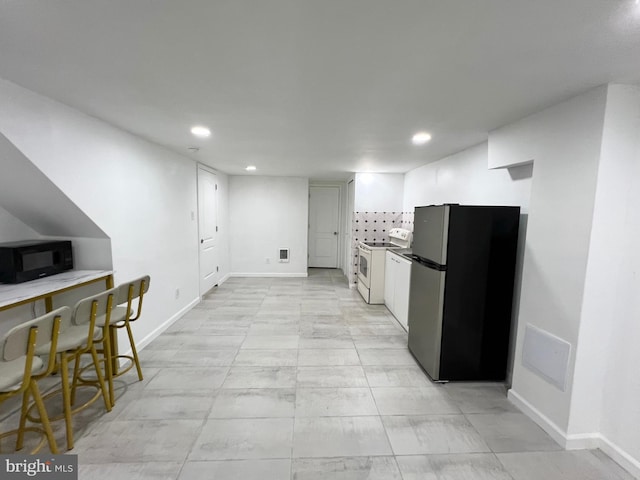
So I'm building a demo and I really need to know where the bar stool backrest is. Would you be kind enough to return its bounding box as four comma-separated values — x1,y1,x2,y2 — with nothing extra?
3,307,68,362
71,289,117,347
117,275,150,321
72,289,117,326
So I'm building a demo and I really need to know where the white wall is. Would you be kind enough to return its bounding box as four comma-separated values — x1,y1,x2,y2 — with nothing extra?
491,86,608,435
0,78,203,350
0,131,113,272
354,173,404,212
568,85,640,473
599,86,640,473
0,206,41,242
403,143,532,212
229,176,309,276
0,132,107,239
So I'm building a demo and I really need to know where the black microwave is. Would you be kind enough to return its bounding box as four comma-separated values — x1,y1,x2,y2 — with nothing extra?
0,240,73,284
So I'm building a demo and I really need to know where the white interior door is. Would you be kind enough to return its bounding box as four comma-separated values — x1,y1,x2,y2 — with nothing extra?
198,165,218,295
309,186,340,268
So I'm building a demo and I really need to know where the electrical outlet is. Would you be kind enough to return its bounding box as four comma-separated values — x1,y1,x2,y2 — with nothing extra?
175,288,180,299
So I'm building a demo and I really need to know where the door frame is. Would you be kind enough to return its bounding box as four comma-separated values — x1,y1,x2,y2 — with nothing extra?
308,182,346,271
346,178,355,284
197,163,219,296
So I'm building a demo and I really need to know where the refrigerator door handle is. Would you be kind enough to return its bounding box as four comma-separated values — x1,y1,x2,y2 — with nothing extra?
409,254,447,271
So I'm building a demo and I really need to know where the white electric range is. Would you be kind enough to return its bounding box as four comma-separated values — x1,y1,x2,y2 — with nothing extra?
357,227,412,304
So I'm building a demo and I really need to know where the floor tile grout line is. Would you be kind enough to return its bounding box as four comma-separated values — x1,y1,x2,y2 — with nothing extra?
290,306,302,473
33,272,618,477
359,327,399,462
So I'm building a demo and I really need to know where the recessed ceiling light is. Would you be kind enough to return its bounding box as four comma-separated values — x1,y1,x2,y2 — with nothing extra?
190,126,211,138
412,132,432,145
245,165,257,171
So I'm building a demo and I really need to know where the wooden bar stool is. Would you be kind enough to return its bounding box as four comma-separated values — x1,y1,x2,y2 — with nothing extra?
1,308,64,454
109,275,150,386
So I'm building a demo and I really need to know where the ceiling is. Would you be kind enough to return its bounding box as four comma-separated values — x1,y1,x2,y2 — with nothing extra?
1,1,639,181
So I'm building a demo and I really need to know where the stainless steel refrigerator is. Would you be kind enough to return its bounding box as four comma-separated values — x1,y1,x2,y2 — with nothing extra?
407,204,520,381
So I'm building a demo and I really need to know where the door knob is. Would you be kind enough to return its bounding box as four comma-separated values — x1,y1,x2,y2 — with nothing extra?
200,239,204,244
333,232,338,235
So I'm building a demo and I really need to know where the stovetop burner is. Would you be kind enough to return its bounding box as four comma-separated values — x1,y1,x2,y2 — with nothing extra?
362,242,396,248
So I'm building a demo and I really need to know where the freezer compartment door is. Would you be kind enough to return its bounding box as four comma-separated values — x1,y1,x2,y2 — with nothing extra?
407,260,446,380
412,205,450,265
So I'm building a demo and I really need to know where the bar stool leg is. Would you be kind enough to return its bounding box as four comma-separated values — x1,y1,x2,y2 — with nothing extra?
15,380,60,454
29,380,59,454
60,353,75,451
101,326,115,408
15,388,30,450
70,354,81,407
125,322,144,381
89,346,111,412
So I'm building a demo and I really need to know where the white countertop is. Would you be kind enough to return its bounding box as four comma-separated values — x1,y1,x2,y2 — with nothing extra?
0,270,113,310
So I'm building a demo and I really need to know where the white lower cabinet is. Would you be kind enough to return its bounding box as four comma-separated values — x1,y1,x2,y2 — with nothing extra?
384,250,412,331
384,251,395,308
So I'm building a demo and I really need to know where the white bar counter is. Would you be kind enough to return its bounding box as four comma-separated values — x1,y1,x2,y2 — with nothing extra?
0,270,114,312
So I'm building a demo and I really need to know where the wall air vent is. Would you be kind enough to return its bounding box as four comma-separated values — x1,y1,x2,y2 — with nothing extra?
279,248,290,263
522,324,571,391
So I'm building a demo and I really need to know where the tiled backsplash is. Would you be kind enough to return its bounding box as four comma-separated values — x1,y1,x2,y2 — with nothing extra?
402,211,414,229
349,211,414,285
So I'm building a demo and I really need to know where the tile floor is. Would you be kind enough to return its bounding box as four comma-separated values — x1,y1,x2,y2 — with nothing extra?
0,269,634,479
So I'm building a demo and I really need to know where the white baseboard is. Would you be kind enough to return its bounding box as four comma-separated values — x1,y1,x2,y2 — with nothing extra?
564,432,600,450
508,389,640,478
507,389,571,447
121,296,200,356
599,433,640,479
231,272,308,278
218,272,232,285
